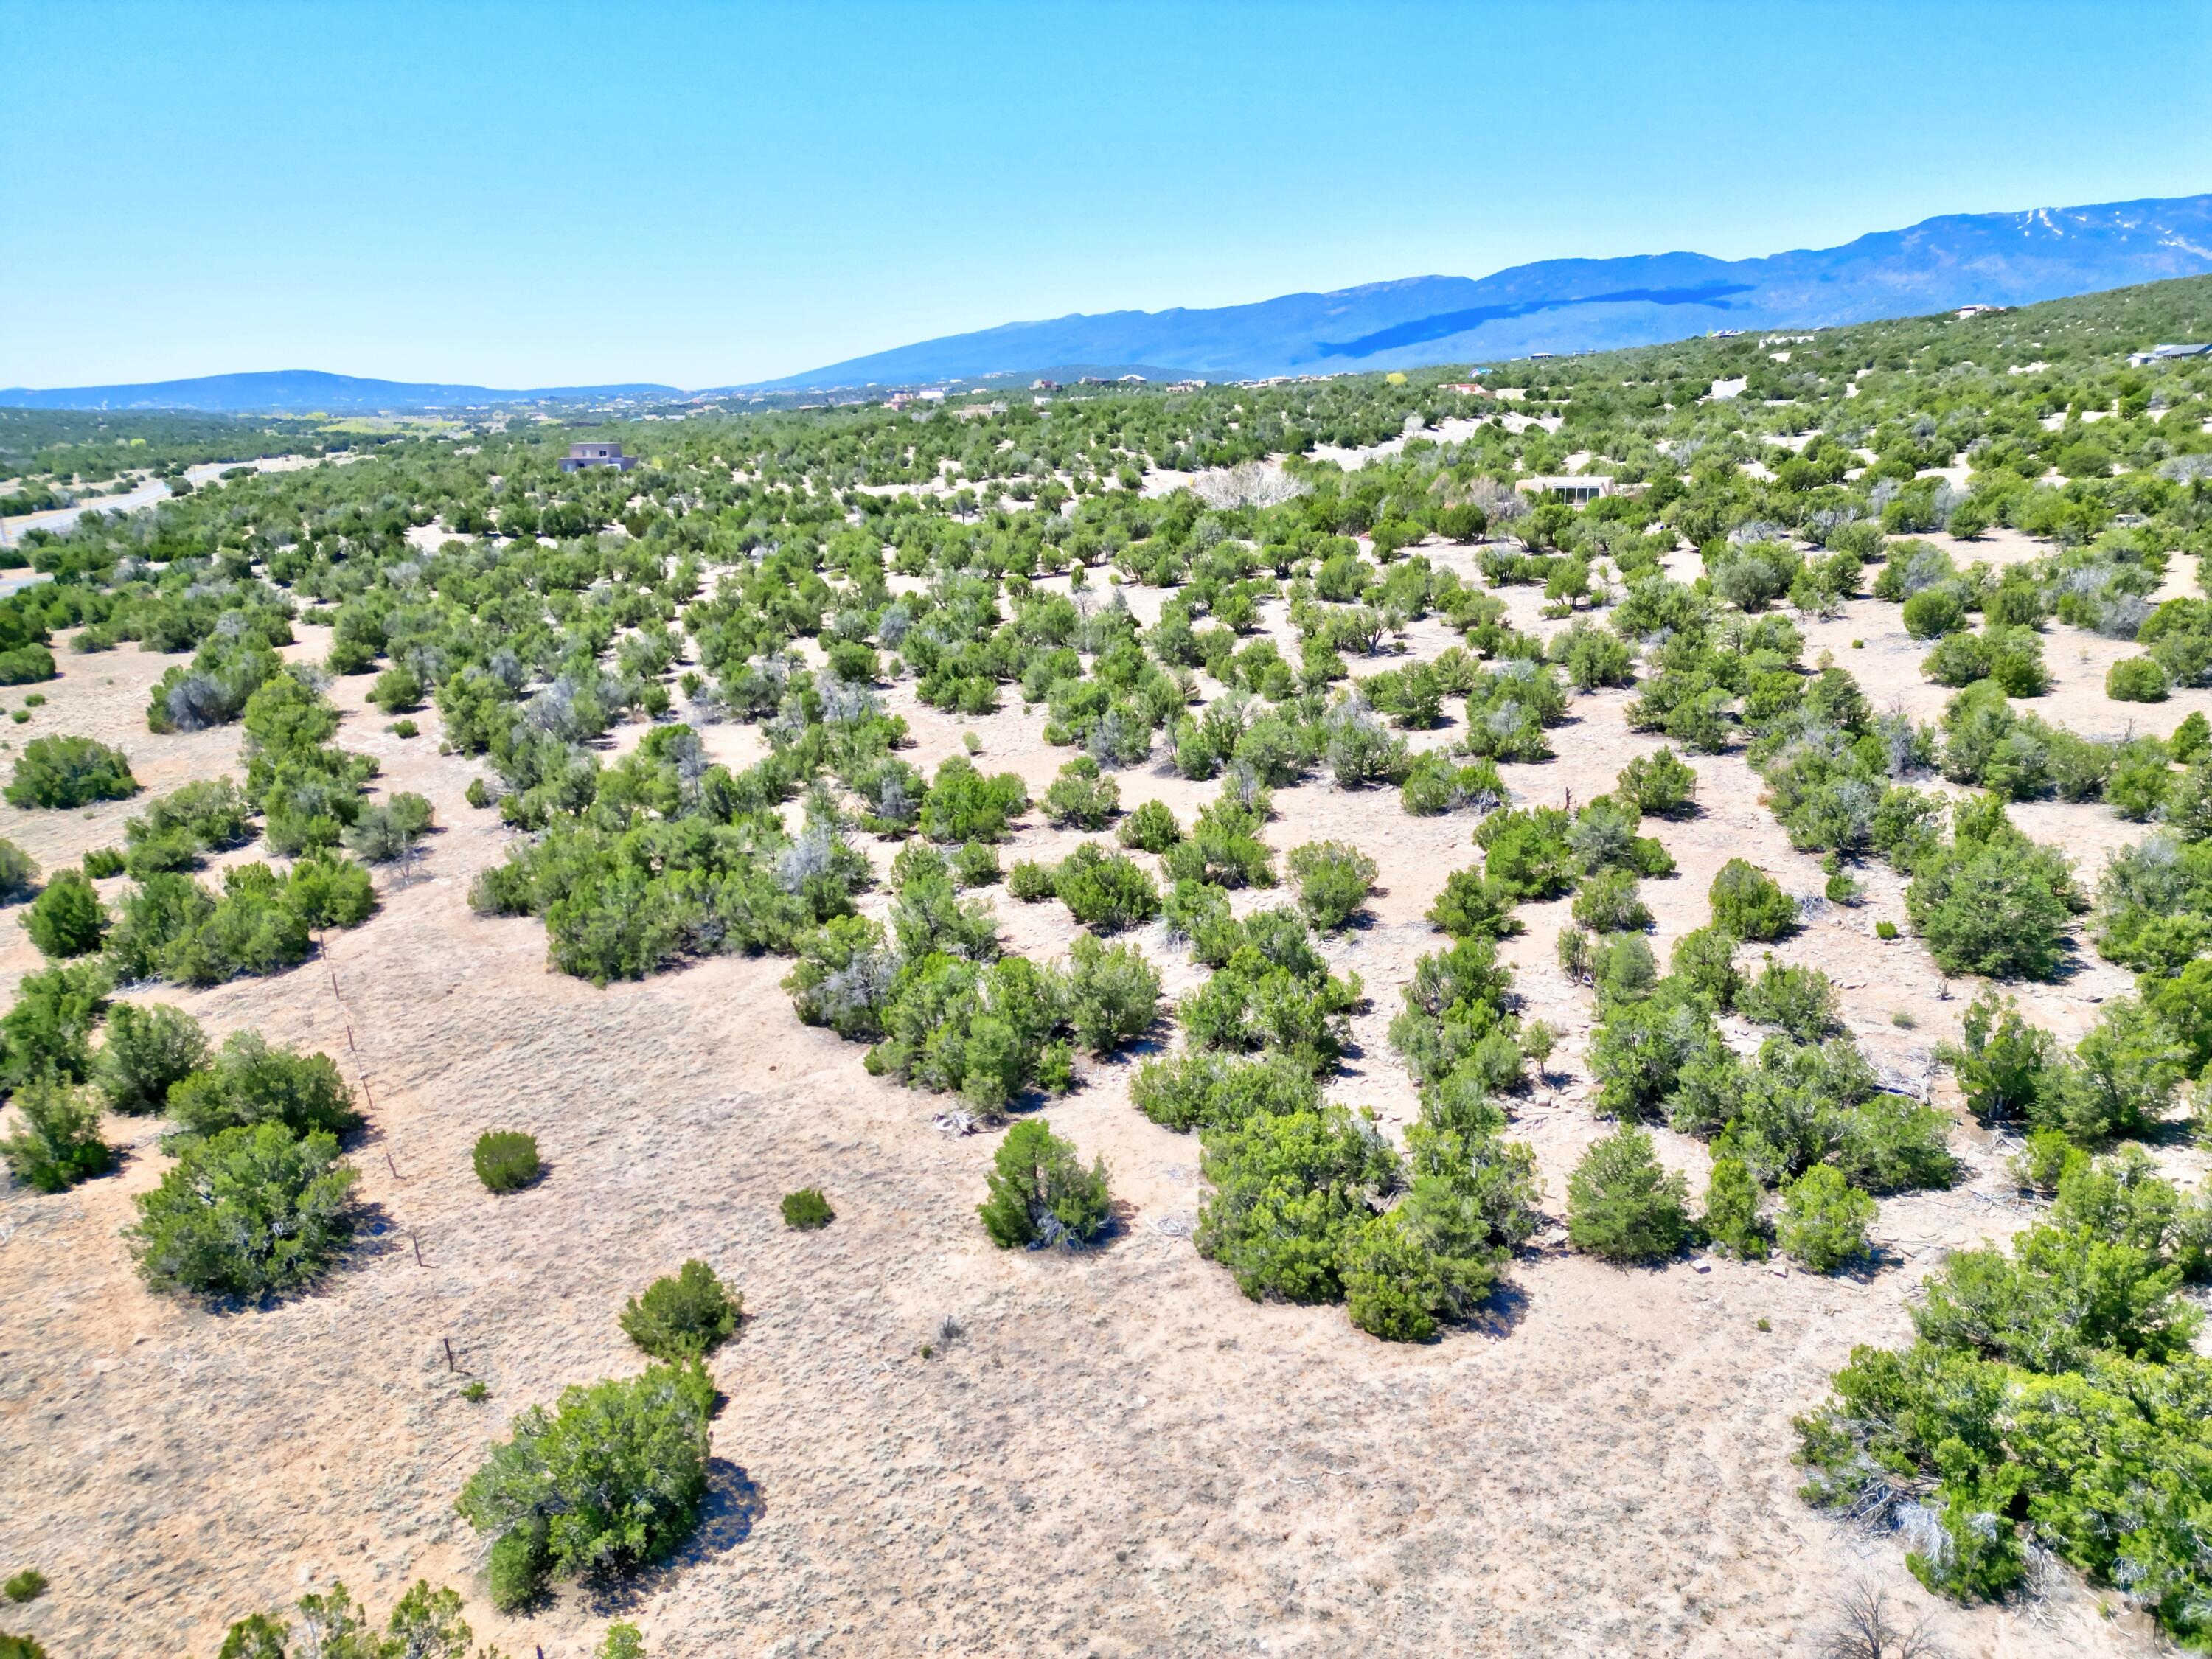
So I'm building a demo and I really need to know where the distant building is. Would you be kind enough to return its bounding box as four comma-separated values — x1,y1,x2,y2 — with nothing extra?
2126,343,2212,366
1706,329,1745,339
559,442,636,473
1032,378,1060,391
1955,304,2006,319
1516,475,1615,506
1168,378,1207,392
1444,382,1492,397
1119,374,1147,383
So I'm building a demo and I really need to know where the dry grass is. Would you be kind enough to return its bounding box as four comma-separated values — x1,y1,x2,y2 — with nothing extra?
0,544,2191,1657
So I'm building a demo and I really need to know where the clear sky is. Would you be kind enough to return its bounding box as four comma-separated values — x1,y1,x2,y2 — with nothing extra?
4,0,2208,390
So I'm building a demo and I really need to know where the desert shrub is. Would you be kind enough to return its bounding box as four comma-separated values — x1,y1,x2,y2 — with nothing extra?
918,755,1029,844
5,735,139,808
1040,754,1119,829
455,1361,714,1596
1426,866,1523,940
0,1079,111,1193
1052,843,1161,932
1668,925,1741,1009
369,664,423,713
782,1188,834,1229
1183,908,1363,1073
1566,1124,1691,1264
127,778,253,858
1906,798,2079,981
1116,798,1180,852
344,792,434,863
2106,655,2169,702
1474,806,1576,902
1797,1191,2212,1630
1570,868,1651,934
1,1571,42,1605
1617,746,1698,817
1776,1164,1876,1271
473,1130,542,1193
1196,1104,1398,1304
0,839,35,903
1130,1050,1321,1133
128,1124,357,1300
1708,858,1798,941
978,1119,1111,1248
1901,585,1969,639
167,1033,361,1142
621,1259,742,1360
1161,793,1275,888
1065,933,1161,1053
0,1637,44,1659
0,961,109,1091
1286,839,1377,931
1702,1154,1768,1260
1736,957,1838,1040
95,1001,209,1114
950,840,999,888
1006,855,1057,902
1399,751,1506,816
1922,626,2049,696
598,1623,646,1659
1587,980,1728,1119
22,869,108,959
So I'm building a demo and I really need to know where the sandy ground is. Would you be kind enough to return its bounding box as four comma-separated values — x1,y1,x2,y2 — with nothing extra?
0,549,2195,1658
1,455,326,543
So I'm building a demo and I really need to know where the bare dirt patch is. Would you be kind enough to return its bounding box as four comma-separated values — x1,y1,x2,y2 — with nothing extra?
0,566,2177,1657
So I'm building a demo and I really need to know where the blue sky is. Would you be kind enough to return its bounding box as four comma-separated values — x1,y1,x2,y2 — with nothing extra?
5,0,2208,389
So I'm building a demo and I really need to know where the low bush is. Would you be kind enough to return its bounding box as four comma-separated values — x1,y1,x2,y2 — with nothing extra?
126,778,253,859
0,1079,111,1193
1776,1164,1876,1271
1,1571,43,1605
1708,858,1798,941
455,1361,714,1601
1570,868,1651,934
343,791,434,863
5,735,139,809
1702,1154,1768,1260
473,1130,541,1193
1567,1124,1691,1264
128,1123,358,1300
22,869,108,959
1052,843,1161,932
621,1259,742,1360
167,1033,361,1143
0,961,109,1093
95,1001,209,1114
2106,655,2169,702
1286,839,1377,931
1040,754,1119,829
1425,867,1523,940
1617,746,1698,817
1065,933,1161,1053
0,838,35,902
1736,957,1838,1041
782,1188,834,1229
978,1119,1111,1248
1116,798,1180,852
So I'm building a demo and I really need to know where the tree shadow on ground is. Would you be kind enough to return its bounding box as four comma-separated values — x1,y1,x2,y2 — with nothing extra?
589,1458,764,1613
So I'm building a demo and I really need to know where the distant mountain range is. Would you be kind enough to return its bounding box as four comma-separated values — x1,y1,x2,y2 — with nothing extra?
0,369,683,415
765,193,2212,388
8,192,2211,412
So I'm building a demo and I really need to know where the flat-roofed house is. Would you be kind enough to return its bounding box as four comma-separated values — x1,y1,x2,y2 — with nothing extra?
559,442,637,473
1516,474,1615,506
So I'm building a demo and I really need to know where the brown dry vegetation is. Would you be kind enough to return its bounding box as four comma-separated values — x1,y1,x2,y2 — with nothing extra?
0,540,2199,1657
